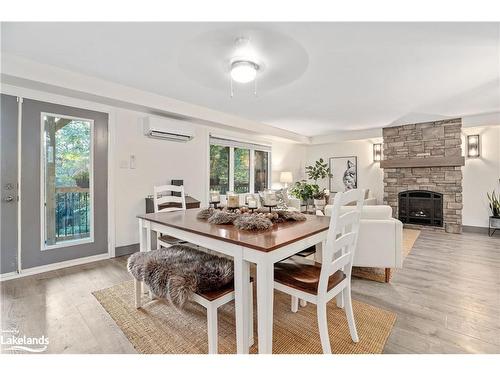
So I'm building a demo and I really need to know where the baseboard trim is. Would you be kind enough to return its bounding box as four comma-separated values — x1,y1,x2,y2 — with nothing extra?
115,243,139,257
0,253,109,281
462,225,489,234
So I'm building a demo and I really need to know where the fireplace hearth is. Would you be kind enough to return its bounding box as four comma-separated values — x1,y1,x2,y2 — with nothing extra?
398,190,443,227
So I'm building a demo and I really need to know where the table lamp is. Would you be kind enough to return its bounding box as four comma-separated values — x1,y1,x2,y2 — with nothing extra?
280,171,293,188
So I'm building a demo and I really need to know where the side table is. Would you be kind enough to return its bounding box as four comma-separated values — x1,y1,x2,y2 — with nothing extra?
489,216,500,237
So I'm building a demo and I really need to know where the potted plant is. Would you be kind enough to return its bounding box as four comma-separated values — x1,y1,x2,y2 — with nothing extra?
305,158,332,207
487,190,500,217
290,180,319,211
73,170,89,188
313,190,327,210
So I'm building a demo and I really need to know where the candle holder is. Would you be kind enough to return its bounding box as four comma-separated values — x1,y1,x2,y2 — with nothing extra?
226,191,240,210
209,190,221,209
263,204,277,213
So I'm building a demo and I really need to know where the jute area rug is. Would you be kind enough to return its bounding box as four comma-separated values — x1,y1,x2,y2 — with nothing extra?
93,281,396,354
352,228,421,283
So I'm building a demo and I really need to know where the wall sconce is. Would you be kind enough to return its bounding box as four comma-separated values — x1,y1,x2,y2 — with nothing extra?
373,143,382,162
467,135,480,158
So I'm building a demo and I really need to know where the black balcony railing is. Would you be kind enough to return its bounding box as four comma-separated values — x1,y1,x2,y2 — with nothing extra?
55,187,90,241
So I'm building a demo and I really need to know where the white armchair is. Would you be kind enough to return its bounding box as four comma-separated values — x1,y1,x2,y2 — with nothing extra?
322,205,403,282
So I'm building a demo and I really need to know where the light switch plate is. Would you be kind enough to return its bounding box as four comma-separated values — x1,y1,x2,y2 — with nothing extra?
130,155,136,169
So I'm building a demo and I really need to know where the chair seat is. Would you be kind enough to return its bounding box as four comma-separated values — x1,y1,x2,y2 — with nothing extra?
158,234,186,245
274,257,346,295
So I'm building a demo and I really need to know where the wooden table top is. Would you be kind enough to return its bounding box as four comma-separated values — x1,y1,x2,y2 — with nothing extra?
138,209,331,252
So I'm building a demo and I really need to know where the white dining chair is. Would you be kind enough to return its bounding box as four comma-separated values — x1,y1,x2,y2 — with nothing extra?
153,184,187,248
273,189,365,353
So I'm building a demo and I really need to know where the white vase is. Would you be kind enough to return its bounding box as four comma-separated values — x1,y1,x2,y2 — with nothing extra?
314,198,326,210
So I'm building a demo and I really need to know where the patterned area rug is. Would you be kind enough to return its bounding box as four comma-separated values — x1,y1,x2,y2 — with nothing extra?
93,280,396,354
352,228,421,282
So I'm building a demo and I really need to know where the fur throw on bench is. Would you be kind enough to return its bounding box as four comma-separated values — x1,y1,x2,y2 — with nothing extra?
127,245,233,308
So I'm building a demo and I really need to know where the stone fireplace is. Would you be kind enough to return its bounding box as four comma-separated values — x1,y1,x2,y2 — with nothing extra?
381,118,464,234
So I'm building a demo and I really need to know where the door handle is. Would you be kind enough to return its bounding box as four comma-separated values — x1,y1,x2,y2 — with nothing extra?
2,195,14,202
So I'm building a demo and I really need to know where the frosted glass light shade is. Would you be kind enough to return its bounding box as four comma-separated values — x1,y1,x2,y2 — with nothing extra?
231,61,258,83
467,134,480,158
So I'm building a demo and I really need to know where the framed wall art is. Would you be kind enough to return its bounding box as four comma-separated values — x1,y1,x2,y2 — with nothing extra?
329,156,357,192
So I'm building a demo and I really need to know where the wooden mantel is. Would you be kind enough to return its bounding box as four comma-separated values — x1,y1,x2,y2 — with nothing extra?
380,156,465,168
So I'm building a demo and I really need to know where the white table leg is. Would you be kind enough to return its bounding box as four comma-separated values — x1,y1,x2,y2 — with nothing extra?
138,219,146,295
233,252,250,354
256,260,274,354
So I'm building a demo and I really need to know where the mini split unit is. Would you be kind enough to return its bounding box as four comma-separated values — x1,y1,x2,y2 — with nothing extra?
143,116,195,142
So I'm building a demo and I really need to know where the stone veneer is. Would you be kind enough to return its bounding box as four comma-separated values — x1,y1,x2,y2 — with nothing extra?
382,118,463,234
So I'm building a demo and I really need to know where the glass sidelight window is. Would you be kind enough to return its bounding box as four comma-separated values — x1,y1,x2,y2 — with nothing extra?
41,113,93,249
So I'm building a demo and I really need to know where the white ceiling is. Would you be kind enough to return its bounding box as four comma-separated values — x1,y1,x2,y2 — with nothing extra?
1,22,499,136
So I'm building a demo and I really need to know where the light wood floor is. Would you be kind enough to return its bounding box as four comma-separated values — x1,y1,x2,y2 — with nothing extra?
1,230,499,354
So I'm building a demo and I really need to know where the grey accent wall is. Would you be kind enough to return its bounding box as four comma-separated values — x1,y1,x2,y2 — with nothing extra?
1,94,19,274
21,99,108,269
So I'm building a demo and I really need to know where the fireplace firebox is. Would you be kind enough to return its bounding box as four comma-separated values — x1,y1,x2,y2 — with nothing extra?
398,190,443,227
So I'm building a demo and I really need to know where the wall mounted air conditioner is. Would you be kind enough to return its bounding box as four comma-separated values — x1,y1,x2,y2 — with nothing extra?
143,116,195,142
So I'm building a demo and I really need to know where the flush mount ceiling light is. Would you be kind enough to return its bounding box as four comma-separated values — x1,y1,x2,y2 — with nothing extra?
229,37,261,97
230,60,259,83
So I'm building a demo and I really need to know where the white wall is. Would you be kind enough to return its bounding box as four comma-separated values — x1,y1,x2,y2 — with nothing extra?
113,109,306,247
271,141,307,188
114,109,210,247
462,125,500,228
305,138,384,203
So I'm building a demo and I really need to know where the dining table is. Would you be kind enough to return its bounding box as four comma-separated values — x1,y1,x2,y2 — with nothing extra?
137,208,331,354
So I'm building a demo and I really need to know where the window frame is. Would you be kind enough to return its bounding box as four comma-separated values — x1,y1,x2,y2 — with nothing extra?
209,136,271,197
40,112,95,251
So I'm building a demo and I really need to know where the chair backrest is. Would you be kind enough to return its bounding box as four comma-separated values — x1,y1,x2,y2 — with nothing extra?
318,189,365,295
153,184,186,213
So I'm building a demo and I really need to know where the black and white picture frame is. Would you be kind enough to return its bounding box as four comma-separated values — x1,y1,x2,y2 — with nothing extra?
329,156,357,192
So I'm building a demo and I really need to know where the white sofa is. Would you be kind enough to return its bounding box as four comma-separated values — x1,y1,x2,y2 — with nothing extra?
323,205,403,277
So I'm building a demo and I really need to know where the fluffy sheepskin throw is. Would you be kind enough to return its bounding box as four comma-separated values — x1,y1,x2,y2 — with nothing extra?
233,215,273,231
275,210,307,222
127,245,233,308
207,210,238,224
196,208,215,220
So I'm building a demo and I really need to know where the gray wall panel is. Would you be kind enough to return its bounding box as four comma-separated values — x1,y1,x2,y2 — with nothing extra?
21,99,108,269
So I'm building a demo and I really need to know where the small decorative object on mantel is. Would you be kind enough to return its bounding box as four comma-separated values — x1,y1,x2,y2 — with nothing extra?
196,207,306,231
226,191,239,209
209,190,220,209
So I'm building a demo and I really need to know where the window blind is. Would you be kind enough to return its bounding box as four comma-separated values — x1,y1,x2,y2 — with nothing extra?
209,135,272,153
